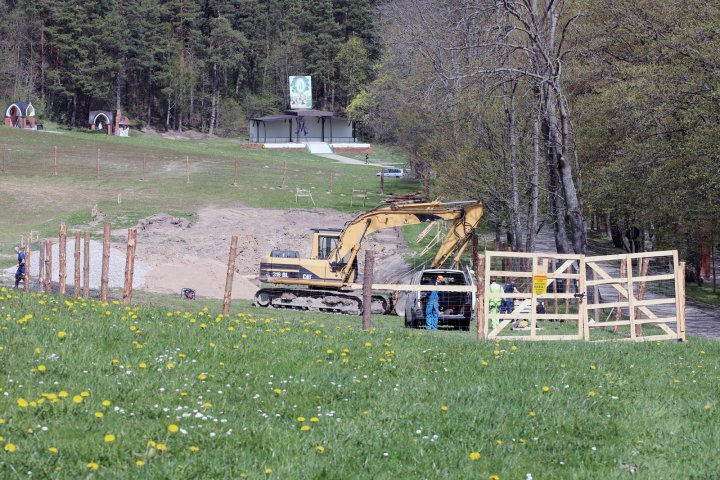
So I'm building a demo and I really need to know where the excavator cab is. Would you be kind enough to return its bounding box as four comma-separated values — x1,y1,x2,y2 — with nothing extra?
311,228,342,260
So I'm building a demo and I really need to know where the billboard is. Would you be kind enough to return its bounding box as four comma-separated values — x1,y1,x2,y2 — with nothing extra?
289,76,312,109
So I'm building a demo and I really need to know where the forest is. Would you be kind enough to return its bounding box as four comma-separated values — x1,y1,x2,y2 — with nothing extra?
0,0,718,280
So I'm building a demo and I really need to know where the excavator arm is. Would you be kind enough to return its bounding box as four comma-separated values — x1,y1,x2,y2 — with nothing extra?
330,200,484,280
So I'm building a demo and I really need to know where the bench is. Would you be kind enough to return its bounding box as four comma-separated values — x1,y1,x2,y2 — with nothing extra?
295,187,315,206
351,189,367,207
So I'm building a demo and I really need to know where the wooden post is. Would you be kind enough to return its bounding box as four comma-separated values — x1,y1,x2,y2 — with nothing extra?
233,159,239,187
614,260,626,334
74,231,81,296
564,265,570,314
627,257,636,340
83,231,90,299
222,235,239,315
552,258,558,316
634,258,650,337
593,268,599,323
282,160,286,189
476,251,486,340
123,228,137,305
677,261,686,342
53,146,58,176
39,240,45,293
96,148,100,179
100,223,111,302
23,236,30,292
186,156,190,183
362,250,374,330
380,168,385,195
45,240,52,292
59,224,67,295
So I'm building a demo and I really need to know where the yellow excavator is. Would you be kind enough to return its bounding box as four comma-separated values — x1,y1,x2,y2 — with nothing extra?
254,200,484,315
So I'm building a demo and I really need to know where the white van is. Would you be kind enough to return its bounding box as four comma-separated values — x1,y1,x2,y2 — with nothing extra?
376,168,406,178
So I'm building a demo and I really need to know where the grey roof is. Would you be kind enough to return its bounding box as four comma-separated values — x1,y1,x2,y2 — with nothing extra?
5,102,34,117
89,110,114,124
285,109,334,117
249,114,295,122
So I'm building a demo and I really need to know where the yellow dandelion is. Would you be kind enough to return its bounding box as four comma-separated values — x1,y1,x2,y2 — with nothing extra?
104,434,116,443
87,462,99,471
315,445,325,453
310,417,319,423
529,411,536,417
4,443,17,453
17,398,29,408
273,388,282,395
297,417,306,422
441,405,449,411
496,439,503,445
493,349,500,356
102,400,111,407
48,447,58,454
469,451,481,460
364,342,372,347
704,404,712,410
58,391,69,398
37,365,46,372
94,412,104,419
168,424,179,433
300,425,310,431
73,395,83,404
139,363,147,369
147,440,156,448
265,468,273,475
490,475,500,480
542,386,550,392
673,378,680,384
198,373,207,381
156,443,167,452
136,460,145,467
588,391,597,397
80,391,90,397
190,445,200,452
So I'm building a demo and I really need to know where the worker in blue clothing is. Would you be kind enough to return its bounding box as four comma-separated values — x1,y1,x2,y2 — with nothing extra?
425,275,445,330
14,246,25,288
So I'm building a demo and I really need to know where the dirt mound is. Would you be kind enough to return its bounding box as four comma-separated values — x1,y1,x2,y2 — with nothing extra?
128,205,413,300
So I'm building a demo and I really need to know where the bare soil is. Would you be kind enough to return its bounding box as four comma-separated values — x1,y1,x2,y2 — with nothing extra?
118,205,413,300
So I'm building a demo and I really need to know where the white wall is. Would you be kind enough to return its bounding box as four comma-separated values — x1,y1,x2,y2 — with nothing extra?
249,117,354,143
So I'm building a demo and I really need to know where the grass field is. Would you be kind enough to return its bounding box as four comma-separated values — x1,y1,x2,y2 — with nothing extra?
1,289,718,479
0,127,420,250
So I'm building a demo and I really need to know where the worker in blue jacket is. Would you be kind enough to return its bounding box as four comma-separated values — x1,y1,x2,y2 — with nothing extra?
426,275,444,330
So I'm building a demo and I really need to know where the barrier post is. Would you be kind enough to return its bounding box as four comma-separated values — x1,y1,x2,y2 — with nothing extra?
74,231,81,296
39,240,45,293
59,224,67,295
677,261,686,342
100,223,111,301
23,235,30,292
222,235,239,315
123,228,137,305
83,231,90,298
362,250,374,330
44,240,52,291
53,146,58,176
233,159,238,187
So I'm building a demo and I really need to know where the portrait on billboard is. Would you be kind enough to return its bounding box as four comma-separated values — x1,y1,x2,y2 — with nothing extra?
289,76,312,109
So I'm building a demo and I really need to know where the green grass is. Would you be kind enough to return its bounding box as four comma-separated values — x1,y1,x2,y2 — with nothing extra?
341,144,410,167
0,127,421,248
684,283,720,308
0,289,718,479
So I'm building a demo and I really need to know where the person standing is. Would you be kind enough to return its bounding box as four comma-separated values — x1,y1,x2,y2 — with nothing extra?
425,275,444,330
364,153,369,165
500,281,519,315
488,277,504,329
14,246,25,288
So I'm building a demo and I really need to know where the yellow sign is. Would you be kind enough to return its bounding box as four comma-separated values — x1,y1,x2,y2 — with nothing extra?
532,275,548,295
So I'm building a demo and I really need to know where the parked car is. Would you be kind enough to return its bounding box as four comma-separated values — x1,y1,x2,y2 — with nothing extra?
376,168,406,178
400,268,475,330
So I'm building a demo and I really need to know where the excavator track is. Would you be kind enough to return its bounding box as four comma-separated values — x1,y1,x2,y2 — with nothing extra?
254,287,391,315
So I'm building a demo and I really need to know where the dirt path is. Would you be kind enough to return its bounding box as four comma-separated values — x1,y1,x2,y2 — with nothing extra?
116,205,413,300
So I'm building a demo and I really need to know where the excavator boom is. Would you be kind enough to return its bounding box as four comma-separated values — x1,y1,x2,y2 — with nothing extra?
255,200,483,314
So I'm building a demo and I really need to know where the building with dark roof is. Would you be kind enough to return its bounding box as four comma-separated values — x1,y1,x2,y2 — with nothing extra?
4,102,36,129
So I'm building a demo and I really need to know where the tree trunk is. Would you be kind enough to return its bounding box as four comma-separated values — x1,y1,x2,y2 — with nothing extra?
209,63,218,135
526,106,540,252
503,80,523,251
71,92,77,127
